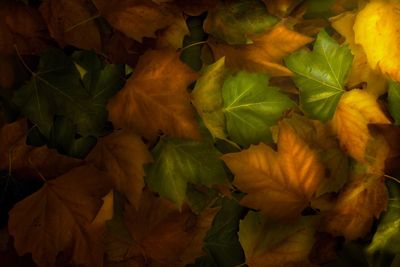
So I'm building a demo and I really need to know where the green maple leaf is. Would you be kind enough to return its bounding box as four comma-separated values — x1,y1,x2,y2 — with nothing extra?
13,49,123,138
203,198,245,267
222,71,294,147
388,81,400,125
145,137,228,208
204,0,278,45
285,30,353,122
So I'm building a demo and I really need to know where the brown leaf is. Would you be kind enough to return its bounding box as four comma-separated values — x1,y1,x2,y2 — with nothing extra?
208,24,312,77
320,175,388,241
0,2,49,55
86,130,153,207
107,191,218,266
94,0,175,42
262,0,303,17
107,49,200,141
8,165,113,267
104,31,144,67
222,121,326,221
40,0,101,51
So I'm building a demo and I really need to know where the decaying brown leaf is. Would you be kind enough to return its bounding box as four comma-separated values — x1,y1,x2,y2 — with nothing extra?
8,165,113,267
107,49,200,141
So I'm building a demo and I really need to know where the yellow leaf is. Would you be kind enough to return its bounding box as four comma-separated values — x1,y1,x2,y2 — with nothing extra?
222,122,325,221
8,165,113,267
354,0,400,82
331,89,390,163
330,11,386,97
86,130,153,208
320,174,388,240
156,13,189,49
208,24,312,77
107,49,200,141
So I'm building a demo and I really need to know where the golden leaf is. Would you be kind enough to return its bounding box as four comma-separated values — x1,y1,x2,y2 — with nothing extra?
222,122,325,221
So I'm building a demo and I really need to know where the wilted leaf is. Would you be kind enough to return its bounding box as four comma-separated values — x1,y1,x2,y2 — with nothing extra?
156,13,189,49
209,24,312,76
94,0,175,42
40,0,102,51
222,71,294,146
285,30,353,121
175,0,217,16
146,137,227,208
389,81,400,125
331,89,390,163
222,122,325,220
8,165,113,267
262,0,303,17
107,190,218,266
320,174,388,241
0,2,49,55
204,0,278,45
86,130,152,208
107,49,200,141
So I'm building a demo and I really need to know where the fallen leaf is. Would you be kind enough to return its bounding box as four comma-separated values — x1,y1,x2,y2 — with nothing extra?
354,0,400,82
107,49,200,141
330,11,386,97
389,81,400,125
156,13,189,49
330,89,390,163
239,211,316,267
320,174,388,241
106,190,218,266
8,165,113,267
204,0,278,45
86,130,153,207
0,2,49,55
40,0,102,51
209,23,312,77
285,30,353,121
94,0,175,42
222,121,325,221
222,71,294,146
191,57,229,141
146,137,227,208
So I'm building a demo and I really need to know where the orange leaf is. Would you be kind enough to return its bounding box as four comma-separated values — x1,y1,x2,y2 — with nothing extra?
8,165,113,267
208,24,312,77
107,49,200,140
222,122,325,221
320,175,388,240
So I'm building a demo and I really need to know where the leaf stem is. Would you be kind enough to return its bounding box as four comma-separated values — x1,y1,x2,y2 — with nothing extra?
384,174,400,184
180,40,208,52
65,14,100,32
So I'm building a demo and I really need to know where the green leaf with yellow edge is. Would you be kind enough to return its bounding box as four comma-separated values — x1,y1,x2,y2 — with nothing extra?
222,71,294,147
285,30,353,122
389,81,400,125
191,57,229,141
204,0,278,45
239,211,316,267
145,137,228,208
